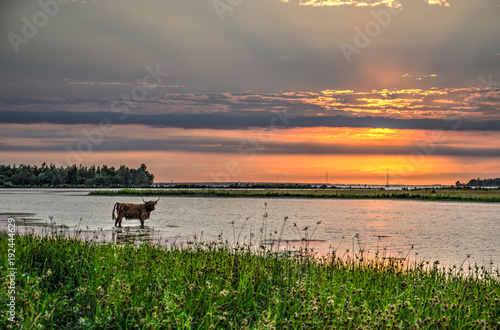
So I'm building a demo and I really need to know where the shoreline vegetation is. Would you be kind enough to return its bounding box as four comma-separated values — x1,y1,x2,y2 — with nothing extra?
2,232,499,329
89,188,500,202
0,163,154,188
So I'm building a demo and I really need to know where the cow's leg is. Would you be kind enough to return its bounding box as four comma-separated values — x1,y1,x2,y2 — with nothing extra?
139,210,147,228
116,215,123,227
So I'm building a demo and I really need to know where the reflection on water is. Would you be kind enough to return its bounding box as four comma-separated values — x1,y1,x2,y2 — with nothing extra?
112,226,154,245
1,189,499,271
1,212,184,248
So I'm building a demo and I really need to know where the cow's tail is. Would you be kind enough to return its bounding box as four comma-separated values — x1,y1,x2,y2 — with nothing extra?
112,203,119,221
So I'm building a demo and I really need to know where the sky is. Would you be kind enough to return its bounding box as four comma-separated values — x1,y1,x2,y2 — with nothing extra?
0,0,499,184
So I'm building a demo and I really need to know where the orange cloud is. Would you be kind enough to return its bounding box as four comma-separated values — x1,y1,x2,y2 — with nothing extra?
280,0,449,7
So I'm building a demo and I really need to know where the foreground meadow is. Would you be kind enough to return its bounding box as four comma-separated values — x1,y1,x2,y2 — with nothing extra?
1,233,499,329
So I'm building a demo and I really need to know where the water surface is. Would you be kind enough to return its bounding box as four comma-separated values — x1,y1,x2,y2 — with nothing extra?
1,188,498,270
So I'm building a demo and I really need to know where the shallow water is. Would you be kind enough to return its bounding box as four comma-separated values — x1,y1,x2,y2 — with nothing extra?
1,188,499,270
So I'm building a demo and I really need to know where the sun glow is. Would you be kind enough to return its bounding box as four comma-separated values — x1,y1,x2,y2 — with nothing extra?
2,123,498,185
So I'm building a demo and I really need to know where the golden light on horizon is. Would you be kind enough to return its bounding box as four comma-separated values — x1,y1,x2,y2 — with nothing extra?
1,123,499,185
271,127,416,146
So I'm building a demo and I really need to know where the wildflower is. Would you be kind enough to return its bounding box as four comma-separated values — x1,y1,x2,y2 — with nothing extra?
46,269,52,276
220,290,229,297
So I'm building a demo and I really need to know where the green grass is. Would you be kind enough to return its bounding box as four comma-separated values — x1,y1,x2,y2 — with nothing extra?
2,233,499,329
89,188,500,202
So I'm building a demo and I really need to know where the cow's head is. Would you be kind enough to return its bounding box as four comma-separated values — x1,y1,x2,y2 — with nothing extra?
142,197,160,211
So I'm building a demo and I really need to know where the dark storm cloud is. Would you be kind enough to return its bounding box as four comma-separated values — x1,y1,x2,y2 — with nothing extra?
0,97,109,106
1,134,499,158
1,110,499,131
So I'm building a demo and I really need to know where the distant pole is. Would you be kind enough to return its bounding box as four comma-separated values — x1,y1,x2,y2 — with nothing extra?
386,168,389,187
326,171,328,184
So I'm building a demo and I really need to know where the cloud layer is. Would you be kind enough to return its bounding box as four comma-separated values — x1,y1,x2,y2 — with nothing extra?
2,123,499,159
1,84,499,125
0,0,498,184
280,0,451,8
1,110,500,131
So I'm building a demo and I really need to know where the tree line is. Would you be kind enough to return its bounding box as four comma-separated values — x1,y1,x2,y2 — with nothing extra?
456,178,500,187
0,163,154,188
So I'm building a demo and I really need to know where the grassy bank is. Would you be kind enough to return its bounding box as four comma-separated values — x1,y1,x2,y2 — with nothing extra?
89,188,500,202
2,233,499,329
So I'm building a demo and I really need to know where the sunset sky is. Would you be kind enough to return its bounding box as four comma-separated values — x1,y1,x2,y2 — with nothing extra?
1,0,499,184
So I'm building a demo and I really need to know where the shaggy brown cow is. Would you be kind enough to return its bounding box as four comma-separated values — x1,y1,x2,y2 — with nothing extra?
112,198,159,228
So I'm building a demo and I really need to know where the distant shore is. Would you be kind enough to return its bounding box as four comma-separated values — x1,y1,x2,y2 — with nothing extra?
89,188,500,202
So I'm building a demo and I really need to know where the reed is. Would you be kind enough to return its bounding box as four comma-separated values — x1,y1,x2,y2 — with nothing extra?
2,231,499,329
89,188,500,202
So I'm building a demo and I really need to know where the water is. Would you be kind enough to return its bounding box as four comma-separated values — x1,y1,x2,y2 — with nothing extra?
1,188,499,270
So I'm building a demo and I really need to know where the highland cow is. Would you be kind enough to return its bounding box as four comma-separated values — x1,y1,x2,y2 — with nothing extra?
112,198,159,228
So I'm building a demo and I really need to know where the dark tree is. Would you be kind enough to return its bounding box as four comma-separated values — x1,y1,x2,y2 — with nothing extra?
464,178,500,187
0,163,155,188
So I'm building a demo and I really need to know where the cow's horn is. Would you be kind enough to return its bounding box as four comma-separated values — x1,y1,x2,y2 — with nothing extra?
142,197,146,203
155,197,160,202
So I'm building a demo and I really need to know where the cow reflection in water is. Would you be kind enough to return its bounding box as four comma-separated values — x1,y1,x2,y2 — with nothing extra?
112,198,159,228
112,226,154,245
